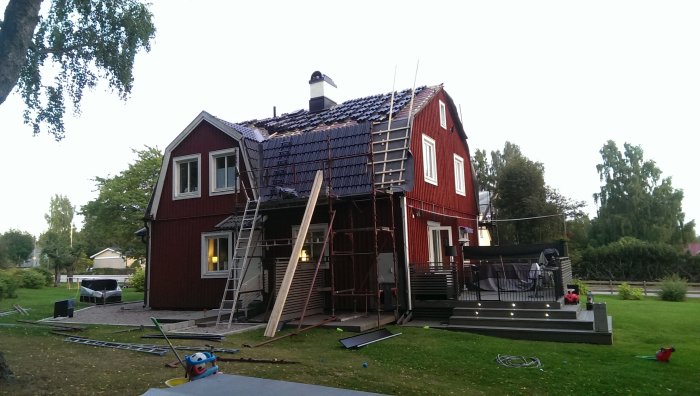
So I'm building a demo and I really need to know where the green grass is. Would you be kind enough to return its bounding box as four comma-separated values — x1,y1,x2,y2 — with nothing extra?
1,290,699,395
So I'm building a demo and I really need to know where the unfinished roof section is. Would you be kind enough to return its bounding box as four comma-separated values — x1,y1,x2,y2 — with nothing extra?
243,86,435,136
259,123,372,202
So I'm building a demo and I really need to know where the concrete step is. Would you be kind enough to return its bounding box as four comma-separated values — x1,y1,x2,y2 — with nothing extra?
452,307,577,319
449,316,593,331
445,324,613,345
456,300,561,310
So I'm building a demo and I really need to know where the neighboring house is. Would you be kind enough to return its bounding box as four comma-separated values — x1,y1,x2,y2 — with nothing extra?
19,247,41,268
90,248,128,270
477,191,494,246
145,72,480,319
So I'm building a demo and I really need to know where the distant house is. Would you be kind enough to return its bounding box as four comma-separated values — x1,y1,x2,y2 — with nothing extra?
19,247,41,268
90,248,128,270
145,71,480,321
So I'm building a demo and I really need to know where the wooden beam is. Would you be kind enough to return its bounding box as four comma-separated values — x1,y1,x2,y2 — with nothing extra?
264,170,324,337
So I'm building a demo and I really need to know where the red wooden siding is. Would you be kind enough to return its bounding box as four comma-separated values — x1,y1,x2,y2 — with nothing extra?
405,90,479,266
149,121,250,309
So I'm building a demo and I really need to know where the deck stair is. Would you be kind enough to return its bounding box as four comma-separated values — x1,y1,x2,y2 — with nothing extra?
411,300,612,344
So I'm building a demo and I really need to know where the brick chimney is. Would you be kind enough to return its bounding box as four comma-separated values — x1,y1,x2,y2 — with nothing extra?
309,71,337,113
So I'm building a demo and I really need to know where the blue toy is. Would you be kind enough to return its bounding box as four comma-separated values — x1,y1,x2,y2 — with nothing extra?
184,351,219,381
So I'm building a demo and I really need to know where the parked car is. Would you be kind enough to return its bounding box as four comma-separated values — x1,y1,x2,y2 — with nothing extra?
79,279,122,303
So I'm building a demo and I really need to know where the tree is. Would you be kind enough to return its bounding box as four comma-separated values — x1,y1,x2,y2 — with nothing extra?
80,146,162,258
0,229,35,267
0,0,155,139
39,194,74,285
590,140,695,246
474,142,585,245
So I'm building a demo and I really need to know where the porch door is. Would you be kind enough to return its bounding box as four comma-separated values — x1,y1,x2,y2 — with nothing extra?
427,222,453,270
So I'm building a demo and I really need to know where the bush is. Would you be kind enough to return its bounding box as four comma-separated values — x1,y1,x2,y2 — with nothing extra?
30,267,54,286
572,279,589,296
0,271,19,299
658,273,688,302
15,269,46,289
130,267,145,292
618,282,643,300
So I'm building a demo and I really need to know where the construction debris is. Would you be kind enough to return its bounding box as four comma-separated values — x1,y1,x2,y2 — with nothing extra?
0,306,31,317
244,316,336,348
141,333,225,342
64,336,169,356
166,356,298,368
17,320,86,332
339,328,402,349
111,325,145,334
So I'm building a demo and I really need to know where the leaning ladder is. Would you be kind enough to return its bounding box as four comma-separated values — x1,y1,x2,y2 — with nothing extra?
216,196,261,327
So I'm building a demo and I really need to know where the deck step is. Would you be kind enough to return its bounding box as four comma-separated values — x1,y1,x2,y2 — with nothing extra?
455,300,561,310
444,324,613,345
449,316,593,330
452,307,577,319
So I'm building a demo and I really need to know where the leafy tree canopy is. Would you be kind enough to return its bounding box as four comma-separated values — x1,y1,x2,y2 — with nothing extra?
590,140,695,246
0,0,155,139
474,142,586,245
0,229,35,267
80,146,162,258
39,194,75,284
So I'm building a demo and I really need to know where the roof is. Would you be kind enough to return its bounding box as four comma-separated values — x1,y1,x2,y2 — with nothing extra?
242,86,431,136
90,248,122,259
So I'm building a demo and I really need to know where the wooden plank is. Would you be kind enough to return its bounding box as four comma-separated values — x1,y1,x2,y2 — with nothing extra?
264,170,324,337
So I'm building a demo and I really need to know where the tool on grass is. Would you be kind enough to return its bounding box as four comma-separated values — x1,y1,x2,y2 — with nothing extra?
151,317,187,378
636,346,675,362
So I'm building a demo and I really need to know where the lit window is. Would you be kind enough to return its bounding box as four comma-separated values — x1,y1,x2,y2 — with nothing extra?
202,232,231,277
422,134,438,186
292,224,328,263
173,154,201,199
439,100,447,129
210,149,238,195
454,154,466,196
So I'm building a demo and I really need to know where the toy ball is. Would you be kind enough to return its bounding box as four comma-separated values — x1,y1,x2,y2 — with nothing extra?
190,352,208,370
362,362,368,368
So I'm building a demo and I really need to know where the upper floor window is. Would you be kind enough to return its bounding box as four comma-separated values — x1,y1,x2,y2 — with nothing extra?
439,100,447,129
210,148,238,195
173,154,200,199
201,231,231,277
422,134,438,186
454,154,466,196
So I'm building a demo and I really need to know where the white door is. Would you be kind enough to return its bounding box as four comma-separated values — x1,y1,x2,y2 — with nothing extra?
427,222,453,269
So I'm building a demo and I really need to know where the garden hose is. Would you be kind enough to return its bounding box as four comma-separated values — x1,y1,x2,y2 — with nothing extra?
495,354,542,368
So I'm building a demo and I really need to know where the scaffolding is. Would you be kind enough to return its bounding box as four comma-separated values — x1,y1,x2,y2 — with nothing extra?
216,120,410,328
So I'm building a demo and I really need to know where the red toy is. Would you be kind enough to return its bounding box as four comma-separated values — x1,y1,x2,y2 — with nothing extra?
564,291,579,304
656,346,675,362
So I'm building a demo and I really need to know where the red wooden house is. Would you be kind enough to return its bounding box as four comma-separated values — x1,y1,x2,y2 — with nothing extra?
145,72,480,322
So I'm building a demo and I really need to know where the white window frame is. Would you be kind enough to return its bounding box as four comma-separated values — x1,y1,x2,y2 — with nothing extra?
292,223,329,264
209,148,239,196
201,231,232,278
439,100,447,129
172,154,201,200
454,154,466,196
422,134,438,186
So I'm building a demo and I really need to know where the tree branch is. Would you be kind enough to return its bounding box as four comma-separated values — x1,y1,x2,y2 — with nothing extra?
0,0,44,105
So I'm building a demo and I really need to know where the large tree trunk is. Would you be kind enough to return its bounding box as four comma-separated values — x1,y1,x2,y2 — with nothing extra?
0,0,43,106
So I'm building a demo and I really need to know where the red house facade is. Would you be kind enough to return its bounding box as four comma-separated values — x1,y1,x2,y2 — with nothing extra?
145,72,480,321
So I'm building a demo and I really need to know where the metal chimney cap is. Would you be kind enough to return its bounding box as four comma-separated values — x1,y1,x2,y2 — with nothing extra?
309,71,337,88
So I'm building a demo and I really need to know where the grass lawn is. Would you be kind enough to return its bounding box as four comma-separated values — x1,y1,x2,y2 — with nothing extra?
1,287,699,395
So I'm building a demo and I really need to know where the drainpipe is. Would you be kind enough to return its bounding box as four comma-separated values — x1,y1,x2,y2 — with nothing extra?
144,220,151,308
400,196,412,311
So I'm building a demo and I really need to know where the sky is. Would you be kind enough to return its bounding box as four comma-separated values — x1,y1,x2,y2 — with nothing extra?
1,0,699,239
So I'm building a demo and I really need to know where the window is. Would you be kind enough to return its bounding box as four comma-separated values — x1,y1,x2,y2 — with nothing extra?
292,224,328,263
422,134,438,186
439,100,447,129
173,154,201,199
210,149,238,195
454,154,466,196
202,232,231,277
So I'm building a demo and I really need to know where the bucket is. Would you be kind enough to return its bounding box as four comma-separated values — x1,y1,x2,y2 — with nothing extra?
165,377,188,387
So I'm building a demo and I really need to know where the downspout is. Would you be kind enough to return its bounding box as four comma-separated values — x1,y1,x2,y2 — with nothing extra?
400,196,412,311
144,220,151,308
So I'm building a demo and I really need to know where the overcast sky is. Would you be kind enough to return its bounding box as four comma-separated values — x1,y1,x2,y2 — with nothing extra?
1,0,699,238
